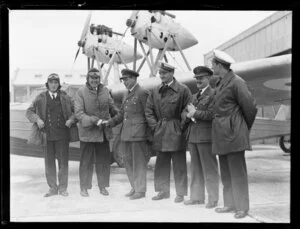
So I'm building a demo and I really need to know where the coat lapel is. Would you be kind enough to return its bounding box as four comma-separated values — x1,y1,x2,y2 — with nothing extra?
59,91,68,120
216,71,234,94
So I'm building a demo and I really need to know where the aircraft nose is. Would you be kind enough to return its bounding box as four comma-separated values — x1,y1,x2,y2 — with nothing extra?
175,26,198,50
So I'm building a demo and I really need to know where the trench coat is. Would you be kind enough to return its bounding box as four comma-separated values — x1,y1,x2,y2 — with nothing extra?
145,78,192,152
26,90,79,144
74,83,119,142
212,70,257,155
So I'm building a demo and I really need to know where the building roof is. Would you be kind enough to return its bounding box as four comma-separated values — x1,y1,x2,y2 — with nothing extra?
12,69,89,86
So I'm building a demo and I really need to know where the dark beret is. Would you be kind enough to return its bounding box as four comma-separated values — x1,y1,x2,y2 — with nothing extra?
120,69,139,79
193,66,213,77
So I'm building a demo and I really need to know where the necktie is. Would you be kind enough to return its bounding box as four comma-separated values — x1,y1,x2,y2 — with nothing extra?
159,84,169,94
52,94,55,100
196,89,202,100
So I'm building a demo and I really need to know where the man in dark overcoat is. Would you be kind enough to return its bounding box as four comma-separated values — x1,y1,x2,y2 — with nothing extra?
182,66,219,208
74,68,119,197
211,50,258,219
26,73,78,197
145,62,192,203
105,69,149,200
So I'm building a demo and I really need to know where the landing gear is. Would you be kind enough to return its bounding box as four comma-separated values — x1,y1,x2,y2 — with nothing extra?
279,135,290,153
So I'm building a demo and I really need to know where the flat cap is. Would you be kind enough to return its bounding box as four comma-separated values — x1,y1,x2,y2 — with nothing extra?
193,66,213,78
47,73,60,81
120,69,139,79
158,61,175,72
213,49,235,65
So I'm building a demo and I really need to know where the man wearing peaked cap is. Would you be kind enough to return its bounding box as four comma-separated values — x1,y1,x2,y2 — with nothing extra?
145,61,192,203
26,73,78,198
211,50,258,219
104,68,150,200
181,66,219,208
120,69,140,79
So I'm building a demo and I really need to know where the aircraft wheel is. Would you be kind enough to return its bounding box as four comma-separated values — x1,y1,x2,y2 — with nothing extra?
279,135,290,153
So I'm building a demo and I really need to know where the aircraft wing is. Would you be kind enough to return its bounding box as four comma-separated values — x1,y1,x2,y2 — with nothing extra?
232,54,291,106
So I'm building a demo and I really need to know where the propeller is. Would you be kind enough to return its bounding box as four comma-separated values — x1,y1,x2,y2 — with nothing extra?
74,11,92,63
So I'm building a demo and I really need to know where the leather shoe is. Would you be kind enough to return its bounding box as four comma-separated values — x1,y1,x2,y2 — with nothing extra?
125,189,135,197
206,201,218,209
234,210,248,219
44,189,58,197
215,206,236,213
59,190,69,197
80,189,89,197
100,187,109,196
184,199,204,205
174,195,184,203
152,192,170,200
130,192,145,200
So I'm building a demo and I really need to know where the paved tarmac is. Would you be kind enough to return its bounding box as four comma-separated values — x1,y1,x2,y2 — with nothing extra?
9,144,290,223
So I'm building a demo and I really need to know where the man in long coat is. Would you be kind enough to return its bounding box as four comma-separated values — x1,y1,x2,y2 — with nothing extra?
105,69,149,200
74,68,118,197
211,50,257,219
145,62,192,203
182,66,219,208
26,73,78,197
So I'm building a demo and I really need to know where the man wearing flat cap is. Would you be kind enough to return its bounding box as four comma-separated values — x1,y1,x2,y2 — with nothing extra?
74,68,119,197
104,69,150,200
181,66,219,208
26,73,78,197
211,50,257,219
145,62,192,203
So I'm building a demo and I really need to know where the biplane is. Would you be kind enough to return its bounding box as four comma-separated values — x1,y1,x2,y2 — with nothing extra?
10,10,291,167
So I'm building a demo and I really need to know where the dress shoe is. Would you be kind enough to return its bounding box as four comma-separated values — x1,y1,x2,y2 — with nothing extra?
234,210,248,219
152,192,170,200
184,199,204,205
215,206,236,213
205,201,218,209
80,189,89,197
59,190,69,197
125,189,135,197
44,189,58,197
100,187,109,196
174,195,184,203
130,192,146,200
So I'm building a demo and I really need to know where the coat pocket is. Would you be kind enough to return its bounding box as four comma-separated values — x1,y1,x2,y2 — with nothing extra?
27,124,47,146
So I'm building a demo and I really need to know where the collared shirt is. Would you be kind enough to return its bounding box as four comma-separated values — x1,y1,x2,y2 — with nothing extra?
166,79,174,87
128,82,138,93
200,85,209,95
48,91,57,99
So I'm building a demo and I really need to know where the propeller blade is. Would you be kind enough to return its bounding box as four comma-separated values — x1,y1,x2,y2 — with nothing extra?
74,47,81,63
80,11,92,42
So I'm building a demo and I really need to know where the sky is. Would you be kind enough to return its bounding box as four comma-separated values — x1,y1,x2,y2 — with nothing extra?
9,10,277,81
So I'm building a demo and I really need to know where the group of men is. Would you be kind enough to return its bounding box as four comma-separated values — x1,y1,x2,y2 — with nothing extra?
26,49,257,219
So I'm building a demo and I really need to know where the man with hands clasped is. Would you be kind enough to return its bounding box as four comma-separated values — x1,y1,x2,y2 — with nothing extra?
182,66,219,208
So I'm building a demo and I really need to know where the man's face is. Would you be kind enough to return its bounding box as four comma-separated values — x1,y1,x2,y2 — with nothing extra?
211,59,220,75
159,70,173,84
88,74,100,89
195,74,210,90
121,75,136,90
48,80,59,93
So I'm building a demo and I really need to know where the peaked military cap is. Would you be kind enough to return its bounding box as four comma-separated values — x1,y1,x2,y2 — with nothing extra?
193,66,213,78
213,49,236,65
120,69,139,79
158,61,175,72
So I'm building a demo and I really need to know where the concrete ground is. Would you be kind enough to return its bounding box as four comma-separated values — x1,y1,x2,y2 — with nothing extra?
9,144,290,223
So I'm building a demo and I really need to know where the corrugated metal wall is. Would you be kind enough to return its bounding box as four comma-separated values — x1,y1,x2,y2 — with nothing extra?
204,11,292,66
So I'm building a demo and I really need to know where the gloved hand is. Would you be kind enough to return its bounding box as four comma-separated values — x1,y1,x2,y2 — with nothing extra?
37,119,45,129
65,119,73,128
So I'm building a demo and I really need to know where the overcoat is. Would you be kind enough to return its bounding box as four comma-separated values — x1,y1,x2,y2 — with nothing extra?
74,83,118,142
183,86,215,143
212,70,257,155
26,90,79,143
145,78,192,152
109,84,150,141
